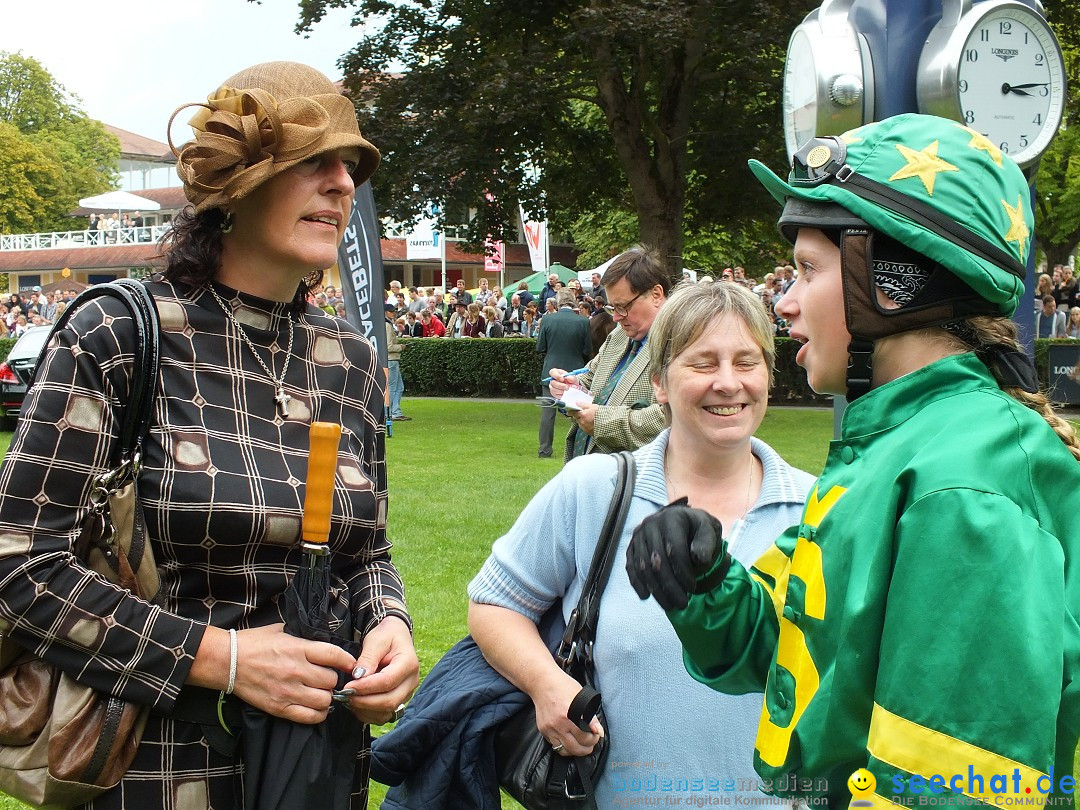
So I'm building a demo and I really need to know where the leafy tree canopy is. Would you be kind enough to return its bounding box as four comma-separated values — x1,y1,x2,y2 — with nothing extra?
1033,2,1080,268
295,0,813,277
0,52,118,234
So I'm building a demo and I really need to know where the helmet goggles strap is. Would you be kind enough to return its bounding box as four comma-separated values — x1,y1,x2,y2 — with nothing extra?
790,137,1026,281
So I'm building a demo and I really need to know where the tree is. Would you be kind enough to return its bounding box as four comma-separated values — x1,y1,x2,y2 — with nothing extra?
294,0,813,277
0,52,118,234
1033,2,1080,267
0,122,61,234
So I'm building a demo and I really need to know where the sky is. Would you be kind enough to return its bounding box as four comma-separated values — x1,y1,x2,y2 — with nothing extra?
1,0,371,145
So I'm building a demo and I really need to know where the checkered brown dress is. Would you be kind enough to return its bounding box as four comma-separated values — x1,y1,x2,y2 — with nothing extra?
0,278,409,809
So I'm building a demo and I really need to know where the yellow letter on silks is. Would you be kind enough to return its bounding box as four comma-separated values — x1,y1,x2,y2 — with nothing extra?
756,485,846,768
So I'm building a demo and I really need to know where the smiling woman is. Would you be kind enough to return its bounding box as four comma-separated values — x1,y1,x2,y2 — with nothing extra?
463,281,815,809
0,61,418,810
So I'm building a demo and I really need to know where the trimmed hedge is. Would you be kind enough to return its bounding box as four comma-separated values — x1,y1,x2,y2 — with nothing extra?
400,337,831,403
0,335,1068,403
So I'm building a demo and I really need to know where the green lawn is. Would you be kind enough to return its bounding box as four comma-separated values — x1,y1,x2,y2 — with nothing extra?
0,401,832,810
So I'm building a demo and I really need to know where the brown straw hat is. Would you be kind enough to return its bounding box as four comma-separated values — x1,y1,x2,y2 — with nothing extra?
170,61,380,213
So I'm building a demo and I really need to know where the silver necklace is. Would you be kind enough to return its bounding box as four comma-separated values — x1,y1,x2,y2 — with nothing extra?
666,451,756,518
207,285,295,417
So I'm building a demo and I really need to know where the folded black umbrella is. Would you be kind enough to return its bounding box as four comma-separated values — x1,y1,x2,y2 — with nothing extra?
240,553,364,810
239,423,364,810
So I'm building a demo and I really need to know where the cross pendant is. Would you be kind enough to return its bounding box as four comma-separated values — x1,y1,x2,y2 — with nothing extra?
274,387,291,417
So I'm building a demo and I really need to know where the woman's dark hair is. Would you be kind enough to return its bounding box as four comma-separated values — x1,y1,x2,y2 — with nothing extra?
156,206,321,312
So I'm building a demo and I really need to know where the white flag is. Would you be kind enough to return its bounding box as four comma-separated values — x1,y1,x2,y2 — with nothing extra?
520,205,549,276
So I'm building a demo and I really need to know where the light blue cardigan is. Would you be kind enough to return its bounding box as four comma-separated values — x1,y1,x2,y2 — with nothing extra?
469,429,816,808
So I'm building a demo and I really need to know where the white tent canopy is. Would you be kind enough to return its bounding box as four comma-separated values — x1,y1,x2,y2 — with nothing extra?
78,191,161,213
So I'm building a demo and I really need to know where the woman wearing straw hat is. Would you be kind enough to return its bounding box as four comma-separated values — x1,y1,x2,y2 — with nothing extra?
627,114,1080,807
0,62,418,808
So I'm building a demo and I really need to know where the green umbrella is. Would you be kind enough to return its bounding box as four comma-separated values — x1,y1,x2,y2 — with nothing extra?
505,262,577,296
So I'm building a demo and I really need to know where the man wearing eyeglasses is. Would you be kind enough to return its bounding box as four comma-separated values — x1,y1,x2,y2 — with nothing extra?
548,245,671,462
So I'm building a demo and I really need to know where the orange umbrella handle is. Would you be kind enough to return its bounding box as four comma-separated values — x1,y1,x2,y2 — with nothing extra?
302,422,342,546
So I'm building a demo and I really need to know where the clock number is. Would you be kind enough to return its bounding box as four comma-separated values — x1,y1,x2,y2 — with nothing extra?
965,49,979,62
1020,135,1029,148
1039,85,1049,97
1034,113,1043,125
1000,142,1010,153
999,21,1012,35
959,79,969,93
980,28,990,41
1036,53,1044,65
964,110,976,124
1024,32,1030,44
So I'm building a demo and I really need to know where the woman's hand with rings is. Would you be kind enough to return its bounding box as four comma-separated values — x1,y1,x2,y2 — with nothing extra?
335,616,419,725
531,670,604,757
218,624,357,725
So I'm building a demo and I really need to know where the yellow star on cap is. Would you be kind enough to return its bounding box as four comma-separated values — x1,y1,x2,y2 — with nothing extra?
889,140,959,195
1002,194,1029,258
958,125,1003,167
841,131,864,146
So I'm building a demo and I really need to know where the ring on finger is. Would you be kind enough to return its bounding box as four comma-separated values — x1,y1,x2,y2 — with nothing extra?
392,702,407,722
552,742,565,753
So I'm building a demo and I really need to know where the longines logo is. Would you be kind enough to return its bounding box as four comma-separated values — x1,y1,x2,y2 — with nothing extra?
992,47,1019,61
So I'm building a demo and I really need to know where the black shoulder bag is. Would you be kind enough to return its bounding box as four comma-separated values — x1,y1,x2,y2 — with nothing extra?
496,449,636,810
0,279,163,809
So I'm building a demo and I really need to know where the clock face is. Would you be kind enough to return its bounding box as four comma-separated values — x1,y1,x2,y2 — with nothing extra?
781,5,873,162
918,1,1066,169
784,29,819,158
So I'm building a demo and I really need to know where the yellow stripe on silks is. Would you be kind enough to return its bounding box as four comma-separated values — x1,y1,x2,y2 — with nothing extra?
756,618,820,767
802,484,847,528
752,546,791,621
868,703,1047,805
750,572,783,621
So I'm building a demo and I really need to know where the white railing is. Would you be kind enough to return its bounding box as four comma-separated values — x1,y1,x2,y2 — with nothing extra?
0,225,170,252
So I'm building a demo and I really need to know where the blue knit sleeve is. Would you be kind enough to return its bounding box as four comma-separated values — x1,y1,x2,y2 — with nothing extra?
467,454,618,623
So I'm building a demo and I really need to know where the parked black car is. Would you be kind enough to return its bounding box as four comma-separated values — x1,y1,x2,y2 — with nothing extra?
0,326,52,430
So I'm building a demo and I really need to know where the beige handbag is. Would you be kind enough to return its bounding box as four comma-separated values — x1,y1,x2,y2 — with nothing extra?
0,280,161,808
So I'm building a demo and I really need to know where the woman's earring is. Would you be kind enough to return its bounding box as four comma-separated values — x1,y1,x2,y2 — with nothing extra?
220,211,234,234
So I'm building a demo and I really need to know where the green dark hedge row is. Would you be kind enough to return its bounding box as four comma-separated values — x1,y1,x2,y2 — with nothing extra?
399,337,832,403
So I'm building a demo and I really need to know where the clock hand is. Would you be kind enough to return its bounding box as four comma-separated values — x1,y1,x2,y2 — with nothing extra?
1001,82,1049,96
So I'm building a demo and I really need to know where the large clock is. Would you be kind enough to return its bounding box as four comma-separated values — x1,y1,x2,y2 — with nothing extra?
782,0,875,159
917,0,1066,169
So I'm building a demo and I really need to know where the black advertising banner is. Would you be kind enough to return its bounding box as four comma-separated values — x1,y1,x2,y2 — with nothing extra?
1048,344,1080,405
338,182,387,371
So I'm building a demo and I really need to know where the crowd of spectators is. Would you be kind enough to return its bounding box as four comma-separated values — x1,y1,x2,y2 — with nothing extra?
374,276,619,356
0,288,80,338
704,264,796,336
86,212,153,244
326,259,1080,348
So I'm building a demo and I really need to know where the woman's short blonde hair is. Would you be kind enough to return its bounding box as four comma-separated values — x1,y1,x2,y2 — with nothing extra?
649,281,776,399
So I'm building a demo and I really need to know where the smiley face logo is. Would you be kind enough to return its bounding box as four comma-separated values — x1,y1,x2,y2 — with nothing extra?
848,768,876,804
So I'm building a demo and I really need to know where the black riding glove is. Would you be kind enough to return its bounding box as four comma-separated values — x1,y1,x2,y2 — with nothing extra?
626,497,731,611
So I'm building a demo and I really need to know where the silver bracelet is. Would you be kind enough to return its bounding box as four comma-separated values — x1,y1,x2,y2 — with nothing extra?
226,628,238,695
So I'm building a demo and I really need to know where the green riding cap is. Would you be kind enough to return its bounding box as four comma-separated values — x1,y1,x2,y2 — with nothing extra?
748,113,1032,318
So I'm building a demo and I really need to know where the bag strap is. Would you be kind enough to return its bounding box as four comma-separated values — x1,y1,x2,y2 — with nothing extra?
43,279,160,467
557,450,636,666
